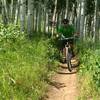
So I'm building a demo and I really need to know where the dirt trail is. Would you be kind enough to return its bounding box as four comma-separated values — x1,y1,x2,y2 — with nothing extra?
45,61,79,100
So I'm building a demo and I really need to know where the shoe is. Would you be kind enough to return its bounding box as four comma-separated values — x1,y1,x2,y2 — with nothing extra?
62,57,66,63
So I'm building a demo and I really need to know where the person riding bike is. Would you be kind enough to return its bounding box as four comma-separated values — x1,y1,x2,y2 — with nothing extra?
57,18,76,62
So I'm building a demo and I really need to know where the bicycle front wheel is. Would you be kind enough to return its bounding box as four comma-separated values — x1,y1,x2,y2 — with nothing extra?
67,58,72,72
66,47,72,72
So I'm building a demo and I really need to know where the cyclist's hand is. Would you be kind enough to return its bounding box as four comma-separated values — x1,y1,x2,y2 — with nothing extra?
74,32,80,37
56,34,59,38
56,33,61,38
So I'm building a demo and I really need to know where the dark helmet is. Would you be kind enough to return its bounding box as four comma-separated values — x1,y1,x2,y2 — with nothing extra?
62,18,69,24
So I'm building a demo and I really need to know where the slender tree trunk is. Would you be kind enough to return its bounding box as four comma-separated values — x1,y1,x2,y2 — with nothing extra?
69,4,75,24
46,12,49,33
87,16,91,39
94,0,100,42
20,0,26,31
93,0,97,42
27,0,34,36
76,0,81,33
43,8,46,33
65,0,69,19
83,16,87,40
36,6,40,32
14,0,20,24
34,8,36,32
48,12,50,33
38,5,42,32
35,7,38,32
51,0,57,37
0,1,1,15
98,14,100,41
1,0,8,24
80,0,85,39
33,8,35,31
10,0,14,22
1,2,6,24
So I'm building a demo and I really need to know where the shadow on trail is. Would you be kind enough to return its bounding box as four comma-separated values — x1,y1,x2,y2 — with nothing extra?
41,81,66,100
56,70,78,75
56,63,79,75
48,81,66,89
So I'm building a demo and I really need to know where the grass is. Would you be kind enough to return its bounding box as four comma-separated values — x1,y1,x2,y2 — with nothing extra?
0,23,58,100
77,40,100,100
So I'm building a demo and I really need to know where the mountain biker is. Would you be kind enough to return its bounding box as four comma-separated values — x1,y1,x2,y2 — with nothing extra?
57,18,76,62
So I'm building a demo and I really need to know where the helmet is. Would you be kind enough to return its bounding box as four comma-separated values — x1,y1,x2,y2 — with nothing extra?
62,19,69,24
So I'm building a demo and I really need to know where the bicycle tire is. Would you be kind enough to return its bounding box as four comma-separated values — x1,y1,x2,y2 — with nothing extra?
67,59,72,72
66,47,72,72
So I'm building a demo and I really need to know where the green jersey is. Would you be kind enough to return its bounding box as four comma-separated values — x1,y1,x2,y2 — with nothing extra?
57,25,75,38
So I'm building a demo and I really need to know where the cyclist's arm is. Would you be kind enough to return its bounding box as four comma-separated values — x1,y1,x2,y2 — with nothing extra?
74,32,80,37
56,26,63,38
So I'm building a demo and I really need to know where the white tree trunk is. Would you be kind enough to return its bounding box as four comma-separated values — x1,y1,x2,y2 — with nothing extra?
34,8,36,32
20,0,26,31
76,0,81,33
80,0,85,39
36,6,40,32
46,12,49,33
10,0,14,22
93,0,98,42
38,5,42,32
98,12,100,41
27,0,34,35
51,0,57,37
1,0,8,24
35,8,38,32
93,0,97,42
65,0,69,19
14,0,20,24
43,8,46,33
83,16,87,40
69,4,75,24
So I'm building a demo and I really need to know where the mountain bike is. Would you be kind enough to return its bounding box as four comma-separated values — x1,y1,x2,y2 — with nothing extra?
60,36,76,72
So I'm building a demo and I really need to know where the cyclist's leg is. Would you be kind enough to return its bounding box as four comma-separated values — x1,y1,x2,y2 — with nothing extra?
62,40,66,63
69,39,75,57
67,46,73,71
59,40,65,63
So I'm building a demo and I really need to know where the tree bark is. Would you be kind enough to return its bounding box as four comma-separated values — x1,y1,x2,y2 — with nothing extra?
76,0,81,33
27,0,34,36
65,0,69,19
94,0,100,42
10,0,14,22
1,0,8,25
20,0,26,31
80,0,85,40
14,0,20,24
51,0,57,37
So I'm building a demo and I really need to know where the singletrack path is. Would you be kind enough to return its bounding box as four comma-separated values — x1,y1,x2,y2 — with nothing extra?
45,59,79,100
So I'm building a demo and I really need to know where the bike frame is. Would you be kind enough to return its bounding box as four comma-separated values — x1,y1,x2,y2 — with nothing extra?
61,37,75,72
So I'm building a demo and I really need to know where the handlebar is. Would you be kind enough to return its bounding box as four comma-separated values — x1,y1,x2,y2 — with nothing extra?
60,36,78,41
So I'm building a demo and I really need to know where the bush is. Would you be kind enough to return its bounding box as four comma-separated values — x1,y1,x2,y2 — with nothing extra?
78,40,100,99
0,23,58,100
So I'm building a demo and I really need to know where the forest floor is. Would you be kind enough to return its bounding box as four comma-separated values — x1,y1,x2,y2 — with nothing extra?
45,58,79,100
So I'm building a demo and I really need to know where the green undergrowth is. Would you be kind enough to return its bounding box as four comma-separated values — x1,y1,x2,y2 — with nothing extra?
77,40,100,100
0,23,58,100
